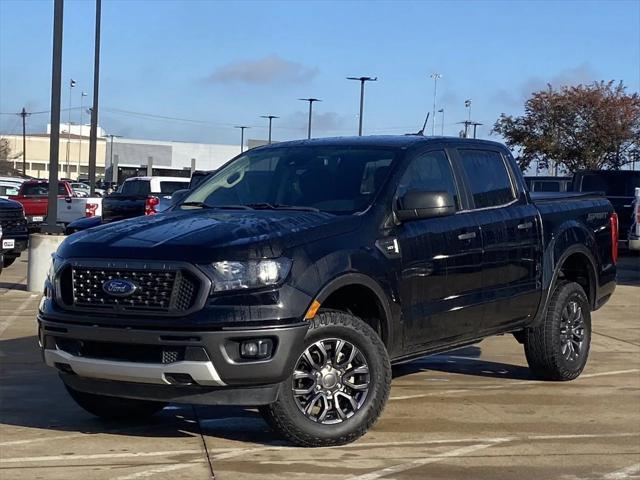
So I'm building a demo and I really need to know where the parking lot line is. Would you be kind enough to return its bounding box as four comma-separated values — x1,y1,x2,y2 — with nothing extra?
0,295,38,337
111,462,203,480
343,439,510,480
0,449,202,464
389,368,640,401
603,463,640,480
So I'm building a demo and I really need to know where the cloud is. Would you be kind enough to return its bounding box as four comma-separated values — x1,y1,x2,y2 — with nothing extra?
206,55,318,85
282,110,349,135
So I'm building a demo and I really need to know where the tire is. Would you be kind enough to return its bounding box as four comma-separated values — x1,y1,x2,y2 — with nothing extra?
524,281,591,381
2,256,16,268
261,310,391,447
65,385,166,420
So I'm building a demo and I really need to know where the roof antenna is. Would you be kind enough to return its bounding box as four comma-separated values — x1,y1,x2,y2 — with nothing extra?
406,112,429,136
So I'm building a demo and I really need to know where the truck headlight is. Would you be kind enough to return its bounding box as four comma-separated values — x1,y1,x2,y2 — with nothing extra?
211,259,292,292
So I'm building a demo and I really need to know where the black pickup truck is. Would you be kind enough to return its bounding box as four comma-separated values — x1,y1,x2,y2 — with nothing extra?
39,137,617,447
0,197,28,269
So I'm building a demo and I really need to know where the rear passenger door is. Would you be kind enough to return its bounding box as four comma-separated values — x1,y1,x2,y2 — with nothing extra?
393,149,484,349
455,148,541,332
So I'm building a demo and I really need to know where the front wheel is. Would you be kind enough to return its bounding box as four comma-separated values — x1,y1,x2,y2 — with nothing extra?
65,385,166,420
524,281,591,381
261,310,391,447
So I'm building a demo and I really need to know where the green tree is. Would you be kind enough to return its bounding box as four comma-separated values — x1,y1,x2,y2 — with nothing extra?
493,81,640,172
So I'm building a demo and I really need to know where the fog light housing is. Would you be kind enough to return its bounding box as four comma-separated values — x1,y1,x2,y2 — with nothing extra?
240,339,273,359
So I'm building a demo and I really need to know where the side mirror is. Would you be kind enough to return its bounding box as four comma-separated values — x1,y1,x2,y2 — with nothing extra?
171,189,190,207
395,190,456,222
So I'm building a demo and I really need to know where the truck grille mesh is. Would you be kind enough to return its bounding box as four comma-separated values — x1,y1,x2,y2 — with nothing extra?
66,266,200,314
0,209,27,233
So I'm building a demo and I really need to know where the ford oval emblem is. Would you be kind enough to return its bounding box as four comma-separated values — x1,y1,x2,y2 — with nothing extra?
102,278,137,297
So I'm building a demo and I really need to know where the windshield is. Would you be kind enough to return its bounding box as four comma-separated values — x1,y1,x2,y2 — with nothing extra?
183,146,397,214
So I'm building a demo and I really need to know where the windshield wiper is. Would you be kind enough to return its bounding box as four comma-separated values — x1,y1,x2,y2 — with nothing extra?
181,202,253,210
246,203,320,212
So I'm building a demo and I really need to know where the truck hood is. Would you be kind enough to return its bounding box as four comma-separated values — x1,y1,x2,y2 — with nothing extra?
58,208,361,262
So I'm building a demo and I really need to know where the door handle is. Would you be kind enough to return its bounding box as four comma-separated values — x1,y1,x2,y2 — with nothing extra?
457,232,476,240
517,221,533,230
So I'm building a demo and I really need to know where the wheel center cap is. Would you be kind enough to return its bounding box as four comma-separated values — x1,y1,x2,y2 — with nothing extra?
322,372,338,388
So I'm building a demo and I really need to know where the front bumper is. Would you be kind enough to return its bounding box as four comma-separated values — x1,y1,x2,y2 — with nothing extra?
39,317,309,405
1,236,28,257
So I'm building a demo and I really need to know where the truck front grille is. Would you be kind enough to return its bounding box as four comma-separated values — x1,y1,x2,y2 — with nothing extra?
61,265,202,315
0,210,27,233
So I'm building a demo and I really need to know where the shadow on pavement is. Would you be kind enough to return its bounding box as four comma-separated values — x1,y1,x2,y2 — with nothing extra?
0,335,537,446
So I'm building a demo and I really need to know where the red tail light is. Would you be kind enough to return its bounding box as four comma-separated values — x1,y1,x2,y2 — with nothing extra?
610,212,619,264
85,202,99,217
145,196,160,215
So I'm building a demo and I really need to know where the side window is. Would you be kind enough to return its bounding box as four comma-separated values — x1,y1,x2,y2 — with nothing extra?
397,150,459,209
458,149,515,208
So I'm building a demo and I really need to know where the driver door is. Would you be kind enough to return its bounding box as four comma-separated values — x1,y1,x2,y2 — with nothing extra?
394,149,483,350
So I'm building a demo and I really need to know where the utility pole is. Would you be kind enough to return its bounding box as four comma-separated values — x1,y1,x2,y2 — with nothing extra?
105,134,120,173
260,115,278,144
347,76,377,136
88,0,101,196
43,0,64,234
471,122,483,139
77,91,86,179
299,98,321,139
234,126,249,152
430,73,442,136
438,108,445,136
19,108,30,176
66,78,75,178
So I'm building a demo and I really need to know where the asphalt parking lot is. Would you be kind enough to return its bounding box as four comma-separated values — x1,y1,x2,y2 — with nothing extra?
1,253,639,480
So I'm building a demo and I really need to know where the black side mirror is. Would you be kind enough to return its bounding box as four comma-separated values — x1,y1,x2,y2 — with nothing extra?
395,190,456,222
171,189,190,207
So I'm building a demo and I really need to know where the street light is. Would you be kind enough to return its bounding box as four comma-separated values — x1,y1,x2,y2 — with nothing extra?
66,78,76,178
299,98,321,139
430,73,442,136
438,108,445,136
77,91,87,179
106,134,121,177
234,126,249,152
260,115,278,144
347,76,377,136
464,99,472,138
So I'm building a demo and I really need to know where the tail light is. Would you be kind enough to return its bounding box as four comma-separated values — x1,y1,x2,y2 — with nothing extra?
610,212,619,264
145,196,160,215
85,202,99,217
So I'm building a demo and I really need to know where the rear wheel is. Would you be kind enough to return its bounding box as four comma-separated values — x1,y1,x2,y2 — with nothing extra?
261,310,391,447
65,385,166,420
524,281,591,380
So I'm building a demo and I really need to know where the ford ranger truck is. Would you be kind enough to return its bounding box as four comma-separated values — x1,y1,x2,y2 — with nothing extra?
39,137,617,447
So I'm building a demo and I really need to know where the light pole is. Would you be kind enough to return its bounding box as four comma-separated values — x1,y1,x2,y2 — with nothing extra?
88,0,102,196
299,98,321,139
347,76,377,136
234,126,249,152
77,91,87,179
260,115,278,144
430,73,442,136
66,78,75,178
438,108,445,136
106,134,121,175
464,99,472,138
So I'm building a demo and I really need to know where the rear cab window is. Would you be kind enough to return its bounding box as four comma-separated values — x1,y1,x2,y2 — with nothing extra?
120,180,151,195
458,149,516,208
159,181,189,195
579,173,640,196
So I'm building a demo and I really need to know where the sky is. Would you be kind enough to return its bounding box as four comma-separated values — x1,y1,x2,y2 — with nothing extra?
0,0,639,146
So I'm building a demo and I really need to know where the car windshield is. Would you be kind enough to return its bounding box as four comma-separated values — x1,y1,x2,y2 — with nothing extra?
183,146,398,214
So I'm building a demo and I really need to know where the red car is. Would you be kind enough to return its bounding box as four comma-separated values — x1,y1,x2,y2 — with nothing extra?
10,180,75,231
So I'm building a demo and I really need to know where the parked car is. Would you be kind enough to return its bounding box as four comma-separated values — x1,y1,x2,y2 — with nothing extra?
65,176,190,234
572,170,640,246
524,175,572,193
40,136,617,447
0,180,20,198
70,182,105,198
0,197,28,268
9,180,101,231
